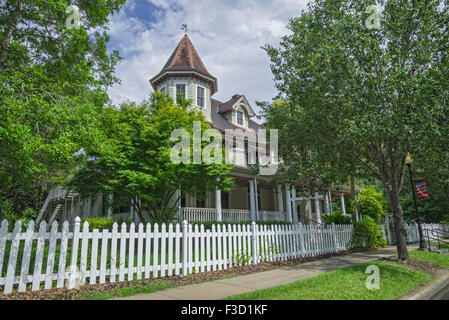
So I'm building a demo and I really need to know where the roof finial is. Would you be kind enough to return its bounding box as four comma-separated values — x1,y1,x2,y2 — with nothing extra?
181,24,188,34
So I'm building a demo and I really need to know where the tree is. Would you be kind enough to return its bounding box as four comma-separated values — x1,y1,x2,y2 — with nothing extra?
262,0,449,260
0,0,126,213
67,94,234,224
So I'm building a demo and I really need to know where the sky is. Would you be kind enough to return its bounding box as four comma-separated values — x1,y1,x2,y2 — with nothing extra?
107,0,309,118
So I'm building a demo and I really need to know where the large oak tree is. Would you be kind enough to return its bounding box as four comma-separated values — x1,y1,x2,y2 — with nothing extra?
262,0,449,260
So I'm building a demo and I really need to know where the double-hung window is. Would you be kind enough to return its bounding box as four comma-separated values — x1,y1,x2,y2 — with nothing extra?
176,83,186,104
197,86,205,108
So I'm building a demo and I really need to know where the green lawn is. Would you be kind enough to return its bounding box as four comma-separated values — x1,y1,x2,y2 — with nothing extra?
224,260,432,300
409,250,449,269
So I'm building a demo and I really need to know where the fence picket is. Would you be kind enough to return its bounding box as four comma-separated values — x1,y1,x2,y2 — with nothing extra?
44,221,58,289
0,220,8,281
168,224,174,276
90,229,99,285
80,221,89,285
18,220,35,292
119,223,127,282
5,221,21,293
110,223,118,282
56,221,69,289
32,221,46,291
160,223,167,277
137,224,144,280
99,229,108,284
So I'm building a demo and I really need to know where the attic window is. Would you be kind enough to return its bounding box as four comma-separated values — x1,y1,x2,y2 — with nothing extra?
236,110,244,126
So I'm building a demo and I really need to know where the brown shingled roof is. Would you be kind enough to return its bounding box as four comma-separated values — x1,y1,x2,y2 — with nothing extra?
150,34,218,94
160,34,213,77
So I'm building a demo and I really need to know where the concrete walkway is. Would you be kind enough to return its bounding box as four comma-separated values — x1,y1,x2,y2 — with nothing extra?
112,245,417,300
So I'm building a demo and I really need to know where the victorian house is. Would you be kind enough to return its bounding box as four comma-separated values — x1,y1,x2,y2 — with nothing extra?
36,34,359,227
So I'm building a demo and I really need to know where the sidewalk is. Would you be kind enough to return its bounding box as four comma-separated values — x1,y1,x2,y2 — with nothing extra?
112,245,417,300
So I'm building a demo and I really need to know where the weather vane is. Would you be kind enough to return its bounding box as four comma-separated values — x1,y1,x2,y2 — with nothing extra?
181,24,188,33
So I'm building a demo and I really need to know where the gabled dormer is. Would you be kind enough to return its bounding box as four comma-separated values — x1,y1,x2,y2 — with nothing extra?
149,34,218,123
217,94,255,128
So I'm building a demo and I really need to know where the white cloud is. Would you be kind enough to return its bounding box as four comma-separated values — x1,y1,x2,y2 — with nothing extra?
107,0,309,119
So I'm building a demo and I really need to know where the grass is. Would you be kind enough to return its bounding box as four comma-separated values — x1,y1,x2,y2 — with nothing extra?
223,260,432,300
409,250,449,269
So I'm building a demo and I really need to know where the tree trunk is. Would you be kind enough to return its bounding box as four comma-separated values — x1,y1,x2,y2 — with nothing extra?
388,184,409,261
350,174,356,200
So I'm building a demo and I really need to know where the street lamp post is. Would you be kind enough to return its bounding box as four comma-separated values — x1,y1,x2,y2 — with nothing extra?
405,153,427,250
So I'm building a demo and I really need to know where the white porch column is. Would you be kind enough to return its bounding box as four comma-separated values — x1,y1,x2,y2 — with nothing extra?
329,191,333,214
254,178,259,220
85,196,92,217
277,185,284,215
340,193,346,215
324,192,330,215
249,180,257,221
285,184,292,223
291,186,298,224
307,197,313,221
315,192,322,224
107,192,113,217
215,179,222,222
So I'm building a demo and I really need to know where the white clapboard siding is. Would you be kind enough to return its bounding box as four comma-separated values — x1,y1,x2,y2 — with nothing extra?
2,217,439,294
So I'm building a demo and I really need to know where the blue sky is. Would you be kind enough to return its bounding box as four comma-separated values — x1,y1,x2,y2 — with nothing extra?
107,0,309,116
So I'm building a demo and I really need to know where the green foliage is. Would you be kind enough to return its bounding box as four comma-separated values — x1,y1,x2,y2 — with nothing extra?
401,188,449,224
261,0,449,259
348,186,386,224
321,211,351,225
351,216,387,249
81,216,132,231
68,94,233,224
0,198,36,231
0,0,126,217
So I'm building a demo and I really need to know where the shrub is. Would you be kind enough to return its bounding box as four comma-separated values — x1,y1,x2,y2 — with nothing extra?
322,211,351,225
0,199,36,231
81,216,133,231
351,216,387,249
348,186,386,223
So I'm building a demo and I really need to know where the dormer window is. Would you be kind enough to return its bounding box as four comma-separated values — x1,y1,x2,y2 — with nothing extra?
236,110,244,126
175,83,186,104
197,85,205,108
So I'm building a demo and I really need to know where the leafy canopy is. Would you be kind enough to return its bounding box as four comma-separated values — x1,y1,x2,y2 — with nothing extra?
0,0,126,213
261,0,449,260
68,94,234,224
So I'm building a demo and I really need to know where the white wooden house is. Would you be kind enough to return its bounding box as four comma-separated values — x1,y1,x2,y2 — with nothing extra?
36,35,360,226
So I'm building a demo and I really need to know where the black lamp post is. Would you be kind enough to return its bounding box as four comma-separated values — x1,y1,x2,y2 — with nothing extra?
405,153,427,250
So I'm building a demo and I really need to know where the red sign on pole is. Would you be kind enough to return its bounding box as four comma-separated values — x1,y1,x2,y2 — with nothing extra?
414,179,429,200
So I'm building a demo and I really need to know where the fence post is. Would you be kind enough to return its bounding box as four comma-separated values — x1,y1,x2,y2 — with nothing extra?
251,221,257,265
68,217,81,289
298,222,305,258
182,220,188,276
331,223,338,253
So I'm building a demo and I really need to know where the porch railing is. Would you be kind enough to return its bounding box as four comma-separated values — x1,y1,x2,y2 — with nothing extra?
179,207,285,223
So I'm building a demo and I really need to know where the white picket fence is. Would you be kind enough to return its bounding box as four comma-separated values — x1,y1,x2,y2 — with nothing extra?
0,218,353,294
